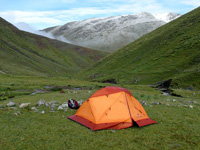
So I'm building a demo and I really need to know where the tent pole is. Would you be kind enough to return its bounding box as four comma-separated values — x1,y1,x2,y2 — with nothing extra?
124,92,133,123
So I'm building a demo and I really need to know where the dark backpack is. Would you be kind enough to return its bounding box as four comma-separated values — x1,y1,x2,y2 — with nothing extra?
68,99,79,109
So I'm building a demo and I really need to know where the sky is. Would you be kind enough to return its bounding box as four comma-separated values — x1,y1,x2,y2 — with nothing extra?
0,0,199,29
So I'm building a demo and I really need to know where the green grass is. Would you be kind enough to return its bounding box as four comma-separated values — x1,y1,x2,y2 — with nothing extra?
0,74,110,101
0,75,200,150
77,7,200,89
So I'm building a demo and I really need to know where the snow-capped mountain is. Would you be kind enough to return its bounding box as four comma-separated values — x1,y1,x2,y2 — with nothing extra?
154,13,181,23
43,12,180,52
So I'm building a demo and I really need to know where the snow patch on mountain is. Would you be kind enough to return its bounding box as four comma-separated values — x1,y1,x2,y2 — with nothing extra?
43,12,168,52
154,13,181,22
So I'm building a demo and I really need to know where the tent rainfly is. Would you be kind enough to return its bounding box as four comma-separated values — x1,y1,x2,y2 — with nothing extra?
68,86,157,130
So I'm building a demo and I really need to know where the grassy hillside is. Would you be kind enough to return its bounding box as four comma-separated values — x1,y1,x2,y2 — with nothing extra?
77,7,200,89
0,17,108,77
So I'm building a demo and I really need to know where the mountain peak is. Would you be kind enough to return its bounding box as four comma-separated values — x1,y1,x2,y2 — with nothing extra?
43,12,165,52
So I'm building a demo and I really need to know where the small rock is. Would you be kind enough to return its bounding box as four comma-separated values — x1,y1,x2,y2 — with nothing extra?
37,99,46,106
45,103,50,107
51,104,56,110
172,99,176,102
57,106,63,110
30,92,36,95
57,103,68,111
40,111,45,114
78,100,84,106
30,90,41,95
193,101,197,104
189,105,193,108
14,111,21,116
0,104,2,108
111,130,115,133
57,106,68,111
152,102,162,105
45,101,58,108
19,103,30,108
44,86,52,89
62,103,68,108
163,92,169,95
7,101,16,107
88,91,91,94
31,107,38,112
166,103,170,106
166,99,170,101
49,101,58,105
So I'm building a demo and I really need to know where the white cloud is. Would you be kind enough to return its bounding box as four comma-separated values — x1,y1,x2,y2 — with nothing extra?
61,0,77,3
0,11,61,23
0,5,170,30
14,22,71,43
0,10,67,29
0,0,197,29
181,0,200,7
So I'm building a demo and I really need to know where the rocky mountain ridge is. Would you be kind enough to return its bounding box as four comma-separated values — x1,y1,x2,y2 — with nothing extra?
43,12,180,52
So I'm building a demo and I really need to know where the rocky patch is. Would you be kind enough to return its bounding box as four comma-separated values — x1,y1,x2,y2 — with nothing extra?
1,99,85,115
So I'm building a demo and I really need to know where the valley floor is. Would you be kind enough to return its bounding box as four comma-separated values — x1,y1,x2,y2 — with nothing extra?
0,75,199,150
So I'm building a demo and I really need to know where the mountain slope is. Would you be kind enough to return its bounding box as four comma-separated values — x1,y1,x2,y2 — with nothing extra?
43,12,167,52
77,7,200,89
0,17,108,76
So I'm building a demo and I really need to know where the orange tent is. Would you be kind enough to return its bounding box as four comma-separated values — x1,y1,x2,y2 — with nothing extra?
68,86,157,130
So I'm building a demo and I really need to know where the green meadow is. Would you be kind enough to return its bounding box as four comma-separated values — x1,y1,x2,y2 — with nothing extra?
0,75,199,150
